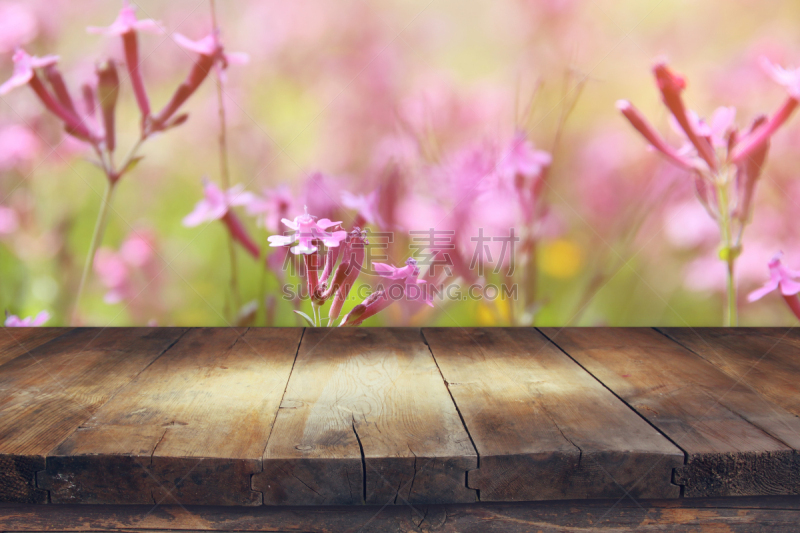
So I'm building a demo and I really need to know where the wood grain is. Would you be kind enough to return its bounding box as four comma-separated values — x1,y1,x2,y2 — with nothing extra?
541,327,800,498
0,328,71,367
254,328,477,506
659,328,800,418
0,328,185,504
40,328,302,506
423,328,682,502
2,497,800,532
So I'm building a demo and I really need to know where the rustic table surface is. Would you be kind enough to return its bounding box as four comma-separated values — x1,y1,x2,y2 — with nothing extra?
0,327,798,532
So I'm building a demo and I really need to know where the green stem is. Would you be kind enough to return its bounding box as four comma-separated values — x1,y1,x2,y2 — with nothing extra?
257,229,270,325
71,180,116,324
209,0,240,319
715,178,738,327
117,137,144,176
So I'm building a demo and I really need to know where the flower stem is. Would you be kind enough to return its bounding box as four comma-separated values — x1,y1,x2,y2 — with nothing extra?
715,176,738,327
210,0,240,318
71,179,116,324
311,301,320,327
257,229,270,325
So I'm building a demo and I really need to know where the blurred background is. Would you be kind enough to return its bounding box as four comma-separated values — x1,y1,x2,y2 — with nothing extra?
2,0,800,326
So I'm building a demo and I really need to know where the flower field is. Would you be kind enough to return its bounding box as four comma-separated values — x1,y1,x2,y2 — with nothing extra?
2,0,800,327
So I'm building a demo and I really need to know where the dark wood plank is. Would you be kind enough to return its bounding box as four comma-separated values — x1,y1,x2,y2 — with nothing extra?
253,328,477,506
39,328,302,506
2,498,800,532
423,328,682,502
659,328,800,418
0,328,185,504
0,329,71,367
541,327,800,498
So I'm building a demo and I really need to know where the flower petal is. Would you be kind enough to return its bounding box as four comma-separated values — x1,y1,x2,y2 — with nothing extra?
31,310,50,326
290,241,317,255
174,33,217,56
373,262,400,278
747,279,780,302
182,201,214,227
281,217,298,230
268,234,295,247
316,218,342,230
319,230,347,248
225,51,249,65
779,278,800,296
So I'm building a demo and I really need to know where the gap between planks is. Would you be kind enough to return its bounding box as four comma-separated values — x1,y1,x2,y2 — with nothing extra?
537,326,691,496
420,329,482,500
251,327,306,504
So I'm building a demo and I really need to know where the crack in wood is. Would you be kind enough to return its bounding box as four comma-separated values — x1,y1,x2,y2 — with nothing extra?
421,330,480,501
253,328,305,501
228,327,248,351
352,416,367,504
274,463,321,497
150,428,168,466
530,382,583,467
408,446,418,501
416,505,429,528
538,327,691,469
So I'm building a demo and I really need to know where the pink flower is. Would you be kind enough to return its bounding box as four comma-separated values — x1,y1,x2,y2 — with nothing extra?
0,3,39,55
89,1,160,121
94,248,131,304
341,189,383,228
669,107,736,152
0,206,19,235
374,257,433,307
760,57,800,99
328,228,368,322
748,252,800,302
119,232,154,267
184,179,262,260
748,251,800,321
496,131,552,185
94,231,158,304
268,207,347,255
0,48,58,95
183,178,255,227
5,311,50,327
0,124,40,170
246,185,294,231
300,172,341,222
151,32,247,130
0,49,94,141
731,59,800,164
616,100,693,170
653,61,718,171
340,258,432,326
173,32,249,69
494,132,551,224
86,1,161,36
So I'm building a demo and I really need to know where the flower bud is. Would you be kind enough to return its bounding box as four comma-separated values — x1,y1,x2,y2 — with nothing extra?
96,60,120,152
44,64,79,117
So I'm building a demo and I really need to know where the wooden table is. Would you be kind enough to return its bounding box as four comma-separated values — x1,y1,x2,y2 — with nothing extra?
0,327,798,532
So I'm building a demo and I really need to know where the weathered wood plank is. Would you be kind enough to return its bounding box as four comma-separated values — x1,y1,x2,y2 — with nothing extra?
253,328,477,506
2,497,800,532
0,328,185,504
423,328,682,502
0,329,71,367
39,328,302,506
659,328,800,418
541,327,800,498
